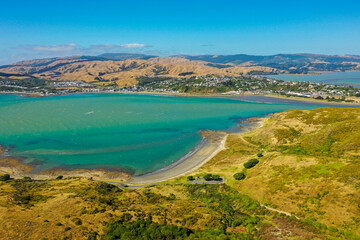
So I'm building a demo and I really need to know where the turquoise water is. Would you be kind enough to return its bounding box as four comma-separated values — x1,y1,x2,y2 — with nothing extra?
267,71,360,87
0,93,324,175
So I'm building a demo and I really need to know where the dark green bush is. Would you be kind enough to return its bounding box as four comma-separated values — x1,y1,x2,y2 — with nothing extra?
203,174,213,181
104,218,193,239
95,182,122,194
187,176,195,181
23,176,32,182
212,175,221,181
56,175,63,180
244,159,259,169
257,152,263,157
0,174,10,181
233,172,246,180
72,217,82,225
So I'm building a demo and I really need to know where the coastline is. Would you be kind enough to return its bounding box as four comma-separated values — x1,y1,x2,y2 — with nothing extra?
129,118,265,184
3,90,360,107
0,117,265,184
263,94,360,106
0,147,132,181
1,90,357,184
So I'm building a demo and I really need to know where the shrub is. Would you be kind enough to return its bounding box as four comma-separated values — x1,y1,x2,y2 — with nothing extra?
187,176,195,181
72,217,82,225
23,176,32,182
212,175,221,181
244,159,259,169
104,218,193,239
95,182,122,194
56,175,63,180
233,172,246,180
257,152,263,157
0,174,10,181
168,193,176,200
203,174,213,181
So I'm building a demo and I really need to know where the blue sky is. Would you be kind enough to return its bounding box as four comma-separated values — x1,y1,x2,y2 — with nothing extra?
1,0,360,64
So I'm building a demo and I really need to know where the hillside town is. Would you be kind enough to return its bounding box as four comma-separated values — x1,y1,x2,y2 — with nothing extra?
122,75,360,100
1,74,360,102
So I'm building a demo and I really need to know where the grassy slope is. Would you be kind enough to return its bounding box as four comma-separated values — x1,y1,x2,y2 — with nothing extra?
0,107,359,239
0,176,346,240
196,107,360,237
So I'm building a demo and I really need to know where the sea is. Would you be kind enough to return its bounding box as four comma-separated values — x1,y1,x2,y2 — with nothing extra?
0,93,326,175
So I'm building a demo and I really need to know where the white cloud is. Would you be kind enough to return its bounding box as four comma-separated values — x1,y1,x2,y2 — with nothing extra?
19,43,80,53
89,43,151,50
16,43,152,55
4,43,154,65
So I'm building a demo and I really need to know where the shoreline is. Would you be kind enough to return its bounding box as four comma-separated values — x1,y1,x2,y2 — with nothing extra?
130,118,264,184
0,118,265,184
2,90,360,107
0,147,132,181
263,94,360,106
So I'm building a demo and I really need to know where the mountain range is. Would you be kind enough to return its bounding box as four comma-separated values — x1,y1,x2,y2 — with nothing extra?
1,53,359,87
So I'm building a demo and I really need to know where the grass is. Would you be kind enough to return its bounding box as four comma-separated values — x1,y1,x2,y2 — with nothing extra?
196,107,360,236
1,107,360,239
0,176,351,239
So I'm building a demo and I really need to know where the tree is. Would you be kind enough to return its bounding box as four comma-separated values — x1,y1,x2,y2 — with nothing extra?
0,174,10,181
244,159,259,169
233,172,246,180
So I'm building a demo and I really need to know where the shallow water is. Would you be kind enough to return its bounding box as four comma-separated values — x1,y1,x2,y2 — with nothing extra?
267,71,360,88
0,93,324,174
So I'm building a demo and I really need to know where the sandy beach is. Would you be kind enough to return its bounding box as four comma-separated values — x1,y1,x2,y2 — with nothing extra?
263,94,360,106
130,118,264,184
0,117,265,185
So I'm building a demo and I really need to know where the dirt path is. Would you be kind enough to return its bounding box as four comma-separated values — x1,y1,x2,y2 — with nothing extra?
260,204,299,219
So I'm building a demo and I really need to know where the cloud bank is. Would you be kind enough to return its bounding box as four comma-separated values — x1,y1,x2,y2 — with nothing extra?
17,43,152,54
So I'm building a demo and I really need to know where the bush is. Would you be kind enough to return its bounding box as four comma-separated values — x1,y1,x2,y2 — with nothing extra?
187,176,195,181
104,218,193,239
244,159,259,169
56,175,63,180
72,217,82,225
233,172,246,180
23,176,32,182
0,174,10,181
212,175,221,181
203,174,213,181
257,152,263,157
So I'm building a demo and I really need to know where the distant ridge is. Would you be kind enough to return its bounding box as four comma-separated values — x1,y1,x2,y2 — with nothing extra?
96,53,157,60
175,53,360,65
0,53,359,87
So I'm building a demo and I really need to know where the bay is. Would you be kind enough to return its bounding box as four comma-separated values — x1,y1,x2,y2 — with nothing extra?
0,93,324,175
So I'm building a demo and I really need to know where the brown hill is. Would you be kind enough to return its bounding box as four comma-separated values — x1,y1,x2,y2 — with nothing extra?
0,57,277,87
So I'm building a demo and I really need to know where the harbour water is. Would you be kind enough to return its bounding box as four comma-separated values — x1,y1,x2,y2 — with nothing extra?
0,93,325,175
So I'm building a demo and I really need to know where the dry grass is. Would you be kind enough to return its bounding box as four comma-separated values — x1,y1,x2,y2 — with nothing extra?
197,108,360,235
